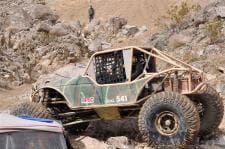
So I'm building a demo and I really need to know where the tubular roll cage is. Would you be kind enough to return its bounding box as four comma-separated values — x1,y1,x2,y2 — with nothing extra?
31,46,205,109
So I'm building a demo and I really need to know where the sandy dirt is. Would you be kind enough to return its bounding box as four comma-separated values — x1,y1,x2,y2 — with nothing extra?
48,0,210,33
0,84,31,110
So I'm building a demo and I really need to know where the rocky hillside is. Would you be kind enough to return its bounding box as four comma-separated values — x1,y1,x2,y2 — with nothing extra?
0,0,148,89
1,0,225,148
0,0,215,89
48,0,210,33
145,0,225,95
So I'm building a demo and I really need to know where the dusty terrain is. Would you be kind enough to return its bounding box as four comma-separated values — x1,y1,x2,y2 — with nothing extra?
1,0,225,148
48,0,210,32
0,84,31,110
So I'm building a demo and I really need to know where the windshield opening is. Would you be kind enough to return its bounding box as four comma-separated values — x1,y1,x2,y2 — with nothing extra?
0,130,67,149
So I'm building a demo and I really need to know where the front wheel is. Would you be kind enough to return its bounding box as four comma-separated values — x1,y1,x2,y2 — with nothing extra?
138,92,200,148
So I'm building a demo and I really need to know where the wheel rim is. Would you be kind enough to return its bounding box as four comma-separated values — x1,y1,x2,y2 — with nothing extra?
155,111,180,136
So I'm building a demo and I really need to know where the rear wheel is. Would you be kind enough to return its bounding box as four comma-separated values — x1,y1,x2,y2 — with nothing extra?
191,84,224,136
10,102,51,119
138,92,200,148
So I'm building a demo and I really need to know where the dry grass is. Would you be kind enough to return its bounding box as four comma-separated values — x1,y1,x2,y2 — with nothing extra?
205,18,224,43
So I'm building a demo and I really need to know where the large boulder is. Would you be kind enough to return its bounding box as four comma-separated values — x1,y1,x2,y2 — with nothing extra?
49,23,69,36
122,25,139,36
109,17,127,33
30,4,59,22
101,41,112,50
135,26,148,36
168,33,193,49
36,22,52,33
72,136,111,149
69,20,82,32
201,0,225,21
88,39,102,52
8,6,33,31
107,136,130,149
39,59,51,68
145,31,171,50
215,6,225,18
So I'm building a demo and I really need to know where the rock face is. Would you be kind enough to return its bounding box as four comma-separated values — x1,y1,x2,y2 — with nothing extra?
168,33,193,49
122,25,139,36
0,0,148,88
49,23,69,36
145,32,171,50
71,136,139,149
88,39,102,52
0,1,85,87
37,22,52,33
30,4,58,21
109,17,127,33
8,6,33,31
2,0,225,148
107,136,130,149
145,0,225,94
216,6,225,18
69,118,142,149
74,136,111,149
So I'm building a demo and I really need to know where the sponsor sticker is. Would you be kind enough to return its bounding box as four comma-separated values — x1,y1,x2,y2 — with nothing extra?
81,97,95,104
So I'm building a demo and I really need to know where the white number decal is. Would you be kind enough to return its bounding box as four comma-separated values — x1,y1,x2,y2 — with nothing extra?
106,96,128,104
116,96,128,103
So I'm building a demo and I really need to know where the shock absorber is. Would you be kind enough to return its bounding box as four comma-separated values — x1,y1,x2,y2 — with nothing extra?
173,72,179,92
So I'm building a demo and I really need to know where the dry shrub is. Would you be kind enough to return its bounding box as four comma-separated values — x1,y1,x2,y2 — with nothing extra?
205,18,224,43
167,2,201,23
156,1,201,29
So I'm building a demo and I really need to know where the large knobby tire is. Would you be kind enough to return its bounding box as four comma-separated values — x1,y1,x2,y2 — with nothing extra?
10,102,51,119
138,92,200,148
191,84,224,136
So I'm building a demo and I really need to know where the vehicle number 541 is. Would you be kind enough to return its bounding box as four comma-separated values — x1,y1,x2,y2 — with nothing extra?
116,96,128,102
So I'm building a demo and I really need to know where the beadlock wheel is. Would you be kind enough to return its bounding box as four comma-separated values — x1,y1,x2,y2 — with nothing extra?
155,111,180,136
138,92,200,148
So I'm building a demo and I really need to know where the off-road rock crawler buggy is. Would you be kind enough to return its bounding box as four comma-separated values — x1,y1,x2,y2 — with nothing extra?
12,46,224,148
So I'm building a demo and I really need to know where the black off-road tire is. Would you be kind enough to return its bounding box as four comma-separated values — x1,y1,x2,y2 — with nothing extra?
10,102,51,119
191,84,224,136
138,92,200,148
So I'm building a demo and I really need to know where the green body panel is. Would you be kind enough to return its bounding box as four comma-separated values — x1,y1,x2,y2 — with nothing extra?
36,46,204,110
45,75,148,107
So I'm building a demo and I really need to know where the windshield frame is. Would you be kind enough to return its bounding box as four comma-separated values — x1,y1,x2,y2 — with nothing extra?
0,130,68,149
